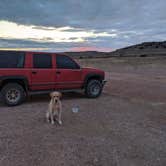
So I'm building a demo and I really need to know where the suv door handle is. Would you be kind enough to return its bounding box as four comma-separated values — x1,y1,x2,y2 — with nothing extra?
32,71,37,74
56,71,61,74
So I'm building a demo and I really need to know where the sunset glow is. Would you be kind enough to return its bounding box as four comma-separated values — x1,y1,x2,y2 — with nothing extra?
71,46,113,52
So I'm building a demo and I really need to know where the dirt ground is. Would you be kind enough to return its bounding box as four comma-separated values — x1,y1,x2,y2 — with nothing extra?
0,56,166,166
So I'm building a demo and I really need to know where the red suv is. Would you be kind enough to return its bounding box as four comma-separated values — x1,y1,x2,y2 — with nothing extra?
0,51,106,106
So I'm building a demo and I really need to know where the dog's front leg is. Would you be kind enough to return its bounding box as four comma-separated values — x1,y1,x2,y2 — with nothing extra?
46,111,50,123
57,108,62,125
48,103,55,125
50,111,55,125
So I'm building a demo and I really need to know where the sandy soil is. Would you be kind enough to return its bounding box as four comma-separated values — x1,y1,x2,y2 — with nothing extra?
0,56,166,166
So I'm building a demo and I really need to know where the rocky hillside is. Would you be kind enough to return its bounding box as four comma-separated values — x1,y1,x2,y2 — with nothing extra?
65,41,166,58
113,41,166,57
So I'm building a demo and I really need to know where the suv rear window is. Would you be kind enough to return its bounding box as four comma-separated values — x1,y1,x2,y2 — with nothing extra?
0,51,25,68
33,54,52,68
56,55,80,69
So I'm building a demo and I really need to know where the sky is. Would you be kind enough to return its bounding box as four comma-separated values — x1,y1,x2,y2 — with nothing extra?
0,0,166,52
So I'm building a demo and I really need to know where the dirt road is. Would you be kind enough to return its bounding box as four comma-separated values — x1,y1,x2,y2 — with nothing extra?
0,57,166,166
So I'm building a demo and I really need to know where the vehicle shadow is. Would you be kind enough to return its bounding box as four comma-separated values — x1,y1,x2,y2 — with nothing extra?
0,92,109,107
26,91,86,104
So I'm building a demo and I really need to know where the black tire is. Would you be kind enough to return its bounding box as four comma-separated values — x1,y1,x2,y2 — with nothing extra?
85,79,102,98
1,83,26,106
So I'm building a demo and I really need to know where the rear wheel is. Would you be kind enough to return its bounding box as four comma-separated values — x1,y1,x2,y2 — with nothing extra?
1,83,26,106
85,79,102,98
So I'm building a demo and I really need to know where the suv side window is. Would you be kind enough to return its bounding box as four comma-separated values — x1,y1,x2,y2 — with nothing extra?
0,51,25,68
33,54,52,68
56,55,80,69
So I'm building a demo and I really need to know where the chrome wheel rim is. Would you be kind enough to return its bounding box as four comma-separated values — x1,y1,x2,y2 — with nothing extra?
90,83,100,96
6,89,21,103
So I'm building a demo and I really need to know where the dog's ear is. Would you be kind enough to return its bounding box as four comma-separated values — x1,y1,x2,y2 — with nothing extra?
50,92,54,98
58,92,62,98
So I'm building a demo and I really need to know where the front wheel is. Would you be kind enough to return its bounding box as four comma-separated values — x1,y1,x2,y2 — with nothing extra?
85,79,103,98
1,83,26,106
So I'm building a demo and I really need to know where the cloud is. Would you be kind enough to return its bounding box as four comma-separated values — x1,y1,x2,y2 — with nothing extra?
0,20,116,44
0,38,82,52
0,0,166,50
